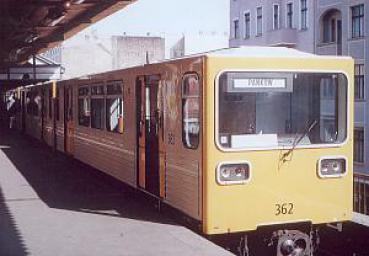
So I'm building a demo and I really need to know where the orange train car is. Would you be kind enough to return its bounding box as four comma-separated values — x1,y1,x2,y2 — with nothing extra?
15,47,353,256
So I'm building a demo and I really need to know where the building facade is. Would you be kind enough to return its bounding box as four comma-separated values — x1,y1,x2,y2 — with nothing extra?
170,33,229,58
230,0,369,174
229,0,316,52
112,36,165,69
42,32,165,80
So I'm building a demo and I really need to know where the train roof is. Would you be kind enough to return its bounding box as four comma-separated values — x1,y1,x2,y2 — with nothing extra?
175,46,353,60
40,47,353,84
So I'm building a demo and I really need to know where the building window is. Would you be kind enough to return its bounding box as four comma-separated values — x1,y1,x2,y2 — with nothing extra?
106,81,124,133
256,7,263,36
300,0,308,30
323,20,329,42
354,128,364,163
321,10,342,44
233,19,240,39
355,64,365,100
351,4,364,38
182,73,200,149
78,86,90,127
331,19,336,42
90,84,105,130
273,5,280,30
323,18,336,43
244,12,251,39
287,3,293,28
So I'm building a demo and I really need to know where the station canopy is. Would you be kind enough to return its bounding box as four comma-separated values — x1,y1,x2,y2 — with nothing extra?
0,0,135,89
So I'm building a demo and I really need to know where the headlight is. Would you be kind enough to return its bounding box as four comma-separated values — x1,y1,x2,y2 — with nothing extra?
318,157,347,178
217,162,251,185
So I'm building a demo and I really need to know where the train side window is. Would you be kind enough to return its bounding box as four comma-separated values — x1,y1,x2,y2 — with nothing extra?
182,73,200,149
91,84,105,130
36,90,41,117
48,87,52,119
26,89,40,116
26,91,32,115
78,86,90,127
106,81,124,133
56,88,60,121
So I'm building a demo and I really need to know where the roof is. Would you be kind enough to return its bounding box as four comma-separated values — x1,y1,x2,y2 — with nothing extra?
0,0,136,68
37,46,353,83
206,46,316,58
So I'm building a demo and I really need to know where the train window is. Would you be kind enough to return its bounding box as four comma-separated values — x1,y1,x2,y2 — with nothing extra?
217,72,348,150
26,89,41,116
182,73,200,149
35,90,42,117
78,86,90,127
91,84,104,95
56,88,60,121
48,87,52,119
78,87,89,96
107,82,123,95
91,84,105,130
106,81,124,133
91,98,105,129
26,91,32,115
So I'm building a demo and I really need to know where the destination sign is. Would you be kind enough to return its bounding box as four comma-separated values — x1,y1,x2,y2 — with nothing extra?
233,78,286,89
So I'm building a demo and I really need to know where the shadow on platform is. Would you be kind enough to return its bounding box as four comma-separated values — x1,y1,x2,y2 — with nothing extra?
0,127,176,226
0,186,28,256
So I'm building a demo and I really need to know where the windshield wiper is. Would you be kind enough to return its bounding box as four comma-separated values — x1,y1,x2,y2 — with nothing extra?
281,119,318,162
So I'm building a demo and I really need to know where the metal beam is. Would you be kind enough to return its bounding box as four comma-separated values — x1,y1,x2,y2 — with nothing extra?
1,0,135,68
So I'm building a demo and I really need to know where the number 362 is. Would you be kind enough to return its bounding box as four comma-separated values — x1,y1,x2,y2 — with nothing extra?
275,203,294,215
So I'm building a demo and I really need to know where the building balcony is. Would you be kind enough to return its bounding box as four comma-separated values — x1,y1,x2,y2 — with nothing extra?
265,28,298,47
316,42,342,56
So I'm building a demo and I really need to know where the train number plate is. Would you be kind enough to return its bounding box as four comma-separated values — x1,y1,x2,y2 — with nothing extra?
275,203,294,216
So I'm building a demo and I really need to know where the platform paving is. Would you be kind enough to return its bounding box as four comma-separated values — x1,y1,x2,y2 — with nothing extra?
0,127,232,256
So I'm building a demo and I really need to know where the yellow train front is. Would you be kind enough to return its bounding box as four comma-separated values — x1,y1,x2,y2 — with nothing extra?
202,47,353,255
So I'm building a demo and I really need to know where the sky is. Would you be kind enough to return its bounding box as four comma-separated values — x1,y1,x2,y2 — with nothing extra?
91,0,230,37
73,0,230,55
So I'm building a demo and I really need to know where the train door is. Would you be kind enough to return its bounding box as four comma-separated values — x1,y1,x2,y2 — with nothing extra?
64,85,74,155
136,75,164,197
157,80,166,198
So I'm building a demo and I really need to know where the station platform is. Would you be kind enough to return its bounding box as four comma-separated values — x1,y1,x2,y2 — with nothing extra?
0,126,232,256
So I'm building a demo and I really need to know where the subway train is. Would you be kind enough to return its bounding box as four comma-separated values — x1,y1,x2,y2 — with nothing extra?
10,47,353,256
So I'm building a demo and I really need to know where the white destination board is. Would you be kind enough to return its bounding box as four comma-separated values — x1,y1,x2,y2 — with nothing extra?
234,78,286,89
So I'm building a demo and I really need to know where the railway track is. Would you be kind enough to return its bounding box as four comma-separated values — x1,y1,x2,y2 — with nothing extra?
317,222,369,256
211,222,369,256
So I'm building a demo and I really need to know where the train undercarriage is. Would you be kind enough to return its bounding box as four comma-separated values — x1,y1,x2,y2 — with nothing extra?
210,223,324,256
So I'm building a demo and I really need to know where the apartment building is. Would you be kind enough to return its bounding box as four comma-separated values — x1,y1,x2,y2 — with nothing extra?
230,0,368,174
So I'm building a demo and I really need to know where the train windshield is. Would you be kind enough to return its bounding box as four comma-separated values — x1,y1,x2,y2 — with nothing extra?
217,72,348,149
